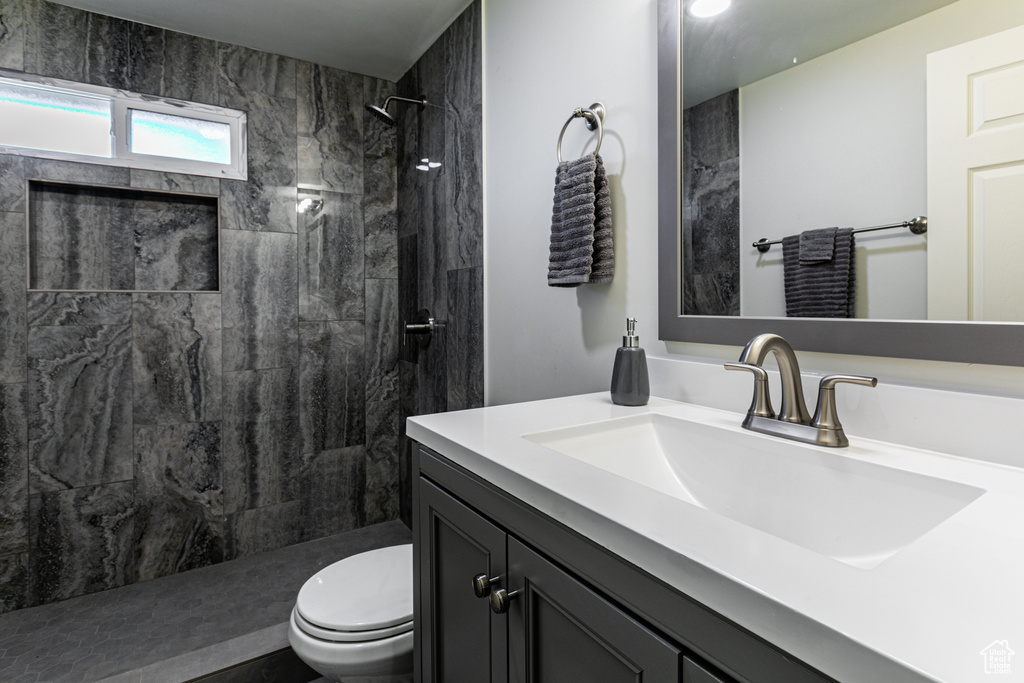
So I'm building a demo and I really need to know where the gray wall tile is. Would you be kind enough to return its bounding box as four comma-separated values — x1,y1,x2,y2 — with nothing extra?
297,62,364,193
218,43,296,101
221,230,298,372
0,211,26,384
129,169,220,196
0,383,28,555
222,367,299,514
299,446,365,541
27,292,131,326
132,192,219,291
128,22,218,104
0,156,25,212
23,158,130,186
133,422,224,581
27,322,133,493
28,481,135,606
364,399,398,525
132,293,222,425
226,500,301,560
364,78,398,280
365,278,398,403
24,0,130,89
0,552,28,613
0,0,26,71
446,267,483,411
298,191,364,322
299,321,365,454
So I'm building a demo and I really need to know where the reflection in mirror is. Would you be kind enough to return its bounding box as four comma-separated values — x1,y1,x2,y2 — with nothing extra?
681,0,1024,321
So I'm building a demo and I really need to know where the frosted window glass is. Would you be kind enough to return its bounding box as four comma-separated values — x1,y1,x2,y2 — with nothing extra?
0,82,112,157
130,109,231,165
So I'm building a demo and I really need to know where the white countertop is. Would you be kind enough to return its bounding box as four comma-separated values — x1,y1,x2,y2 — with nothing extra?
407,393,1024,683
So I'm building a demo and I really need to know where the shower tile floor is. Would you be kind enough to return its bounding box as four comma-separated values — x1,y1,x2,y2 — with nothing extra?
0,521,411,683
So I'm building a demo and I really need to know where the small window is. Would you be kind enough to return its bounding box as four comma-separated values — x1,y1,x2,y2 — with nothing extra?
0,80,112,158
0,70,246,179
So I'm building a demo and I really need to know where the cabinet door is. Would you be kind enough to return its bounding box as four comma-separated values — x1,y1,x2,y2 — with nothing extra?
418,478,508,683
507,536,682,683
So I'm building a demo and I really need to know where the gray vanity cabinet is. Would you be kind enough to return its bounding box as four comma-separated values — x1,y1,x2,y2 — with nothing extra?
417,476,681,682
413,445,835,683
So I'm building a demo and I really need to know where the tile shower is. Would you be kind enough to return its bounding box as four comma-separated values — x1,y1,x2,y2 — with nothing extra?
0,0,483,614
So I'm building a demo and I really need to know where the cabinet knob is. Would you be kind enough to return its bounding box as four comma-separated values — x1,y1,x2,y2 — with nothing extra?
473,573,501,598
489,587,521,614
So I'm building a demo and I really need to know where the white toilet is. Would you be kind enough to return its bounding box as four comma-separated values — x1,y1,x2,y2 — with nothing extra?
288,544,414,683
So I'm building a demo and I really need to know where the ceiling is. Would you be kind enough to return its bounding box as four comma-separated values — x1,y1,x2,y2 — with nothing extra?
683,0,960,108
52,0,474,82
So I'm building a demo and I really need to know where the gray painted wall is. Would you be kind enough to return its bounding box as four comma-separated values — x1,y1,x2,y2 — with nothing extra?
0,0,411,611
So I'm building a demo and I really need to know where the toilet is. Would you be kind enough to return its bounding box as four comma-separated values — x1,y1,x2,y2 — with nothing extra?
288,544,414,683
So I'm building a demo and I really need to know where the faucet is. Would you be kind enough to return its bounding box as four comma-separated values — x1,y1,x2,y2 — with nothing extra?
725,333,877,447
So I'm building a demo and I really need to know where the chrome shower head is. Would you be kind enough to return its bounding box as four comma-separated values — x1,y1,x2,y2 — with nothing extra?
364,95,428,127
365,104,395,126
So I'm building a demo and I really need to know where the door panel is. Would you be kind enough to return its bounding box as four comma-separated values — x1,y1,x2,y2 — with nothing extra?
418,478,508,683
507,537,681,683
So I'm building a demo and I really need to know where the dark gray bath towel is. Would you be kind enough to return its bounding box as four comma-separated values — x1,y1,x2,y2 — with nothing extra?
782,228,855,317
548,153,614,287
799,227,838,263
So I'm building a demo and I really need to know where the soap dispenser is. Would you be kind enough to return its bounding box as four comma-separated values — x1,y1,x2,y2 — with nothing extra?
611,318,650,406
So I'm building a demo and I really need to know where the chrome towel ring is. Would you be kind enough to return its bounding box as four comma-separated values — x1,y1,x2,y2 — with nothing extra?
556,102,605,162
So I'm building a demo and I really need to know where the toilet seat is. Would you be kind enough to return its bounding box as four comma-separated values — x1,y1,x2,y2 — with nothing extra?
294,544,413,643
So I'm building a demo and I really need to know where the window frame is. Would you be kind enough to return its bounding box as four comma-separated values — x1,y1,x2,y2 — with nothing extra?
0,69,247,180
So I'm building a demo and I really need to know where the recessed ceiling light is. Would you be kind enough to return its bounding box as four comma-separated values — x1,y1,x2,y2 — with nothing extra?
689,0,731,18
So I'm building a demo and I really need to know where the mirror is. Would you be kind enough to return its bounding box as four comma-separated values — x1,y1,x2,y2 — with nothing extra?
657,0,1024,365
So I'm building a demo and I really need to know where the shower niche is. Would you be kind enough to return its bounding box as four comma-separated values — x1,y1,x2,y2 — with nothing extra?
27,180,220,293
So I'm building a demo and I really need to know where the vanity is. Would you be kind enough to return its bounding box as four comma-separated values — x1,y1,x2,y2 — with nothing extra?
408,391,1024,683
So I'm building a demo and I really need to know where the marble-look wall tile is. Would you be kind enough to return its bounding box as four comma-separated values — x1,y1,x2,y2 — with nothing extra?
23,0,130,89
226,500,301,561
364,400,398,525
130,169,220,196
0,156,25,213
218,43,296,101
28,481,135,606
27,292,131,326
1,211,27,384
297,62,363,193
446,103,484,270
0,0,26,71
28,320,133,493
299,446,365,542
0,552,28,613
133,422,223,581
133,192,219,291
397,234,418,364
0,383,28,554
397,360,417,527
128,22,218,104
446,268,483,412
299,321,365,454
219,94,297,235
222,367,299,514
299,191,364,321
24,158,129,187
365,278,398,403
364,78,398,280
28,183,135,291
132,293,222,425
221,230,298,372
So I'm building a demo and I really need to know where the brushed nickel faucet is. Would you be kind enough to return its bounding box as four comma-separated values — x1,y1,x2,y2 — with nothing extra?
725,333,877,447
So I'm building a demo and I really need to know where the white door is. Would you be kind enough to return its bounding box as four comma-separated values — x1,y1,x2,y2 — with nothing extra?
927,23,1024,321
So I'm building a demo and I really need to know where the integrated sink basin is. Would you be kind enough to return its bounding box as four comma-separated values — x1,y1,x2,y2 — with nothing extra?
524,414,985,569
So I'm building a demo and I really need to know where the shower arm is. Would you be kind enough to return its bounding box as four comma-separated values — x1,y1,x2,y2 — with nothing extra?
382,95,428,110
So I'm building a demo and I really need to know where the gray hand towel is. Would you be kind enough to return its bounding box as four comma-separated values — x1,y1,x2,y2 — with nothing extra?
799,227,838,264
548,153,614,287
782,228,855,318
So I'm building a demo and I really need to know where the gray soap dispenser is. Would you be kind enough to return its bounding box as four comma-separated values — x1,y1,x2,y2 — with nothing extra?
611,318,650,406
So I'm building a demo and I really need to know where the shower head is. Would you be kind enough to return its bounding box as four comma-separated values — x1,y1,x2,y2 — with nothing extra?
364,95,428,127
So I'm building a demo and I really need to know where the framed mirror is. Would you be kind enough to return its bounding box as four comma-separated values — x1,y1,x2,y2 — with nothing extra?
657,0,1024,365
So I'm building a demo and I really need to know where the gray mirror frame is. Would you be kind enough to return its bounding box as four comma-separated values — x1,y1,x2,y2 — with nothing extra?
657,0,1024,366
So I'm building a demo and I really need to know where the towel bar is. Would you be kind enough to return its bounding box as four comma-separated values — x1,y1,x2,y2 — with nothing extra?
556,102,605,162
752,216,927,253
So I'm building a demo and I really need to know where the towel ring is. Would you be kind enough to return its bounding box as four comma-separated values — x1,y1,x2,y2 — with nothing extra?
557,102,605,162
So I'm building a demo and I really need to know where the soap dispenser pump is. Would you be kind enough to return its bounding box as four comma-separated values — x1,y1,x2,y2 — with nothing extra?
611,318,650,406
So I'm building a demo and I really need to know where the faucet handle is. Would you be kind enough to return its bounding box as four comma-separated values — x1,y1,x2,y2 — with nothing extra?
811,374,878,433
724,362,775,419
